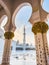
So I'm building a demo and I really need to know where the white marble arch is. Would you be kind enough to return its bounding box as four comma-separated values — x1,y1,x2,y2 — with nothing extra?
0,15,7,25
12,2,32,27
0,0,11,23
0,0,10,16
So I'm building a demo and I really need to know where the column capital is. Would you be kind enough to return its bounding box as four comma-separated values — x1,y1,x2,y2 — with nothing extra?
32,22,48,34
4,32,14,39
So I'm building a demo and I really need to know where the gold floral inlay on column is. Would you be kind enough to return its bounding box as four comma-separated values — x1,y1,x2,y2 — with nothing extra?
32,22,48,34
4,32,14,39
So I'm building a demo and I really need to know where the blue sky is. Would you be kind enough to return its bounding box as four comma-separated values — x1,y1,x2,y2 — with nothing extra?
1,0,49,46
42,0,49,13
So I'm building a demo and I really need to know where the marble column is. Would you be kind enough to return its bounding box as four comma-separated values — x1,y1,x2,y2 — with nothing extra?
43,33,49,65
35,33,46,65
34,35,40,65
1,31,14,65
1,18,16,65
32,22,49,65
1,39,12,65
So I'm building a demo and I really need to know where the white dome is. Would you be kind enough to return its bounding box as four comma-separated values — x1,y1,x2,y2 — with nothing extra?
0,27,4,38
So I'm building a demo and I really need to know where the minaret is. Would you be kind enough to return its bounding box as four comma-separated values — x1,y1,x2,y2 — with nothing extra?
23,26,26,60
23,26,26,45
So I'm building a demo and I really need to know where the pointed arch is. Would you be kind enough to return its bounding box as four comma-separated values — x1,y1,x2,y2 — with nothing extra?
0,15,7,25
0,0,10,18
12,2,32,26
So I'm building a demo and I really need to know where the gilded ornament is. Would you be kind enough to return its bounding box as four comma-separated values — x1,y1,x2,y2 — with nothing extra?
4,32,14,39
32,22,48,34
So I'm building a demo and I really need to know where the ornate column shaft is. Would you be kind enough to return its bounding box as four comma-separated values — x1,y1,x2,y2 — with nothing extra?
1,32,14,65
1,18,16,65
32,22,49,65
43,33,49,65
2,39,11,65
35,33,46,65
34,35,39,65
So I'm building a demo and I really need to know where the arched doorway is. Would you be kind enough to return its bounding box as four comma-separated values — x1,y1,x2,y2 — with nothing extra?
11,4,36,65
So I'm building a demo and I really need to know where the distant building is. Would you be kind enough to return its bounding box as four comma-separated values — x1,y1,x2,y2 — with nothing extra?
11,26,35,51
